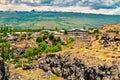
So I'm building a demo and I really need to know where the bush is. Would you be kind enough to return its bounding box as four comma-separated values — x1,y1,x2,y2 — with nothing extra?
66,37,74,45
43,35,48,40
36,36,43,43
0,43,10,60
64,29,68,35
15,61,23,68
49,33,54,40
56,43,62,50
38,41,48,51
93,29,100,34
52,38,57,46
45,43,61,53
22,48,38,58
0,37,7,43
45,46,59,53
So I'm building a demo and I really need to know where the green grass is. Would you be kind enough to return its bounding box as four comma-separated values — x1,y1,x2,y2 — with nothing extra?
0,11,120,30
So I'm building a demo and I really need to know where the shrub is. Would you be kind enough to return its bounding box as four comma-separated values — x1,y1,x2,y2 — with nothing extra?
56,43,62,50
45,43,61,53
38,41,48,51
0,43,10,60
14,61,24,68
0,37,7,43
93,29,100,34
21,48,38,58
52,38,57,46
64,29,68,35
36,36,43,43
43,35,48,40
66,37,74,45
45,46,59,53
49,33,54,40
56,37,61,42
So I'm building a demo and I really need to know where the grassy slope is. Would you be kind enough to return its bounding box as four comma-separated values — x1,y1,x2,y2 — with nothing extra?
0,11,120,29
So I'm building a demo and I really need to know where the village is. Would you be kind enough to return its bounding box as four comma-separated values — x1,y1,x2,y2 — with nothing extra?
1,25,120,60
0,27,91,55
1,24,120,80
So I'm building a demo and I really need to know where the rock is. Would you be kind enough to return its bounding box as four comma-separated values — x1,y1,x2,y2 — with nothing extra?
0,58,9,80
9,72,25,80
41,71,52,79
23,64,31,70
38,54,120,80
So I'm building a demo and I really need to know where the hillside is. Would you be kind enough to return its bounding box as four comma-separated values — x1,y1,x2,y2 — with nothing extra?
98,24,120,32
6,24,120,80
0,11,120,29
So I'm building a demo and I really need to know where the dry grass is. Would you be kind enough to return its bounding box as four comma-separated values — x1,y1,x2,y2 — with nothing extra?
10,68,64,80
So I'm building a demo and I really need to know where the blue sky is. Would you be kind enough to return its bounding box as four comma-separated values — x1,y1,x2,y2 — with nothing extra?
0,0,120,15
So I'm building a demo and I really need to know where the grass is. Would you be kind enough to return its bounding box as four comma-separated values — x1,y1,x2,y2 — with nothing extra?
9,68,64,80
1,11,120,30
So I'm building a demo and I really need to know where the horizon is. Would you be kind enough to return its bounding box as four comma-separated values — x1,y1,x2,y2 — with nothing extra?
0,0,120,15
1,10,120,16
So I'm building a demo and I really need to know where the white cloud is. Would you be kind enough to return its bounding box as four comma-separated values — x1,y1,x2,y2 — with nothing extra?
0,4,120,15
0,0,120,15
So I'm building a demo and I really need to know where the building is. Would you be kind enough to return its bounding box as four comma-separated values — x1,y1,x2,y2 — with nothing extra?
68,28,88,39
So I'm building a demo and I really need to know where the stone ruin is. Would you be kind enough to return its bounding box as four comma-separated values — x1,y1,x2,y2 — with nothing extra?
38,54,120,80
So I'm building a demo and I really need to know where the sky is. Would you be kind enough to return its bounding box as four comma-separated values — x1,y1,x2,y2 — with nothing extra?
0,0,120,15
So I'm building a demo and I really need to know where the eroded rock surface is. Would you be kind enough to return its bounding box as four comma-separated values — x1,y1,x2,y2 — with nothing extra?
0,58,9,80
38,54,120,80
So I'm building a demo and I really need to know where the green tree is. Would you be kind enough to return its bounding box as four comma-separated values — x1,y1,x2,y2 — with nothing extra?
49,33,54,41
66,37,74,45
1,45,4,59
93,29,100,34
64,29,68,35
38,41,48,51
22,48,33,58
36,36,43,43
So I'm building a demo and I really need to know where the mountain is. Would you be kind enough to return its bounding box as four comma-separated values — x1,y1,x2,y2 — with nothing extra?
0,11,120,29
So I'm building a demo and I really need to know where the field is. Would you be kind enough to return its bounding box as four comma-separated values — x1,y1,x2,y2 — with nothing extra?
0,11,120,29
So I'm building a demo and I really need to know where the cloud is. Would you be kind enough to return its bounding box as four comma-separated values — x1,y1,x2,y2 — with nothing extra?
0,4,120,15
0,0,120,15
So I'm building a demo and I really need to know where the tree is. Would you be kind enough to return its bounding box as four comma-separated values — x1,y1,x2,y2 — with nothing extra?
49,33,54,41
66,37,74,45
56,37,61,42
38,41,48,51
64,29,68,35
42,26,44,30
93,29,100,34
56,43,62,50
22,48,33,58
0,43,10,60
36,36,43,43
52,38,57,46
1,45,4,59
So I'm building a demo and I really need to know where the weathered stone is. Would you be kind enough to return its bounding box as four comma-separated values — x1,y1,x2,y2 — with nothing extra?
38,54,120,80
0,58,9,80
9,72,25,80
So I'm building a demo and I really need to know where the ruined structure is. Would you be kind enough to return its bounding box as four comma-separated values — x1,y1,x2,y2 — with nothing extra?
68,28,89,40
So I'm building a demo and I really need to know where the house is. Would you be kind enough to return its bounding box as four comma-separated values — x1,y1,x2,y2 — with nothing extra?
68,28,88,39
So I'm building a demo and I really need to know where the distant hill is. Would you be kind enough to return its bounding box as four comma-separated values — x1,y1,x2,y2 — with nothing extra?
0,11,120,29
